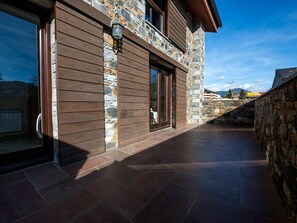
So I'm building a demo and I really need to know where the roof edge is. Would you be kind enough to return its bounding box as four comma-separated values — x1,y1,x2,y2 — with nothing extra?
207,0,222,28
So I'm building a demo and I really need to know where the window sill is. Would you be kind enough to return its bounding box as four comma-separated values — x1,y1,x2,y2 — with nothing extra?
145,20,171,42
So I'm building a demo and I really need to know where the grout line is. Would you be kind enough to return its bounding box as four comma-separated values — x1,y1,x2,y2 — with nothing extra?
22,170,49,204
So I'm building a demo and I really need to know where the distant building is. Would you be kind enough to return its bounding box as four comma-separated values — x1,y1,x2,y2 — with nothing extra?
246,92,265,99
272,67,297,88
204,89,222,100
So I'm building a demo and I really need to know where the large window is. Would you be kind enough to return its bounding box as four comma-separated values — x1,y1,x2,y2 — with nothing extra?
145,0,167,34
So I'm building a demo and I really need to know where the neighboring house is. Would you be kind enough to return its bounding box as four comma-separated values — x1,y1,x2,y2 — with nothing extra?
0,0,221,171
204,89,222,100
272,67,297,88
246,92,264,99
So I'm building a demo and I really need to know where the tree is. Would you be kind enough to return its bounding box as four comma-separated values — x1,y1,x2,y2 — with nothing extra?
225,89,232,99
239,89,246,99
0,71,4,82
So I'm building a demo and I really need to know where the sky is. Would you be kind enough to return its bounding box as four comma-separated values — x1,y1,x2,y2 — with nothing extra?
0,11,38,84
205,0,297,92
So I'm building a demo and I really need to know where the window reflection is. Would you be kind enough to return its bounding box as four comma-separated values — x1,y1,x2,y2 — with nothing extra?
0,10,42,154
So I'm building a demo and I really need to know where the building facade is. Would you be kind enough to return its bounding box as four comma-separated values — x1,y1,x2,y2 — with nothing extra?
0,0,221,171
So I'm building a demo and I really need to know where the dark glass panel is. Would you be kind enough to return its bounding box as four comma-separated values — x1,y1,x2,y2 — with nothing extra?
0,11,42,154
150,67,159,124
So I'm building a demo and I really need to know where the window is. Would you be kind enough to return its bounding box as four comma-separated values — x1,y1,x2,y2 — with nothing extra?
145,0,166,34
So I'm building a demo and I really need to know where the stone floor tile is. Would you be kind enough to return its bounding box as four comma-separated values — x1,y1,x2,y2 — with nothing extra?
62,155,113,177
189,193,276,223
133,183,195,223
24,162,69,190
173,173,239,206
40,169,105,203
102,149,130,162
131,170,177,196
191,151,220,162
242,149,266,160
0,180,45,223
73,204,131,223
239,177,288,222
241,166,273,183
17,191,102,223
99,162,146,183
88,175,152,219
0,171,27,189
218,152,242,161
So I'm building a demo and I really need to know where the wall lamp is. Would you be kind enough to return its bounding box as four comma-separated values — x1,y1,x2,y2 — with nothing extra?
111,20,123,53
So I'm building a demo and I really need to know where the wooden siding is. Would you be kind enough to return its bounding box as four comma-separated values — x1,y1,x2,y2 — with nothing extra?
118,39,150,147
169,0,187,52
175,68,187,128
55,2,105,165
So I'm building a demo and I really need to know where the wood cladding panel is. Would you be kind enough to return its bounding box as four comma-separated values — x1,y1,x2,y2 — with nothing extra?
175,68,187,128
169,0,187,52
118,38,150,147
56,2,105,165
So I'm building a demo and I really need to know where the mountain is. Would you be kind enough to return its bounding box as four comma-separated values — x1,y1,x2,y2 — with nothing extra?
215,88,250,97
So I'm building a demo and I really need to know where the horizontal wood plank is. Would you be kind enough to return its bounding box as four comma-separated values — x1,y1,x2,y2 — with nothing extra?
59,111,104,124
57,67,103,83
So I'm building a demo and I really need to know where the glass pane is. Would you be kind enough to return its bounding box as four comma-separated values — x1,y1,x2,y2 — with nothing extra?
161,70,168,122
151,7,162,31
150,67,159,124
0,11,42,154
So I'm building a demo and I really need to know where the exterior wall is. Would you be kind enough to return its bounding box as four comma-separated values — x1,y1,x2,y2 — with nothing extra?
51,0,207,161
118,38,150,147
201,99,255,125
83,0,205,124
55,2,105,165
255,77,297,221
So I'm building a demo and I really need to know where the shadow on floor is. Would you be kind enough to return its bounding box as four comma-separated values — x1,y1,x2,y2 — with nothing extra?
0,124,290,223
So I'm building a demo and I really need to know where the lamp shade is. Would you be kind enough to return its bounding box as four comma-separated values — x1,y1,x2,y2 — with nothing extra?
112,21,123,40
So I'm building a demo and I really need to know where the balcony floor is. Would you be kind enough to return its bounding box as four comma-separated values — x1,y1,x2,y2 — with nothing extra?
0,124,289,223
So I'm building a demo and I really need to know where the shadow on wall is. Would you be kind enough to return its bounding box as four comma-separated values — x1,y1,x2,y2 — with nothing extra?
202,100,255,126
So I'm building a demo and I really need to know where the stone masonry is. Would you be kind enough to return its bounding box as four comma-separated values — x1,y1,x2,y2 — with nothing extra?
255,77,297,222
103,31,118,150
81,0,206,148
201,99,255,125
187,24,205,124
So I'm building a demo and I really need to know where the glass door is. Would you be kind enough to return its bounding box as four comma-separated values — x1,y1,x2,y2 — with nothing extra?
150,65,171,130
0,9,43,155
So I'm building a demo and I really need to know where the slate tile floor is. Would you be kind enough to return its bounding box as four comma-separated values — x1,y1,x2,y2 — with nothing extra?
0,124,289,223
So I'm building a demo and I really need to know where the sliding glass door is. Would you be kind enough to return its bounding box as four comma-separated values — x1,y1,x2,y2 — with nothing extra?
150,65,171,130
0,2,51,169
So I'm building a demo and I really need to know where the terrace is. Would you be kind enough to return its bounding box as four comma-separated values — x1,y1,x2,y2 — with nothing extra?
0,123,289,223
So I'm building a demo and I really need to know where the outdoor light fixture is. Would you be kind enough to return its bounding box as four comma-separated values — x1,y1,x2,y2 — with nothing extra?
111,20,123,53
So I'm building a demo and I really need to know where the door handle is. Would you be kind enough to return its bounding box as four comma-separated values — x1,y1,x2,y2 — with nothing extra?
36,113,42,139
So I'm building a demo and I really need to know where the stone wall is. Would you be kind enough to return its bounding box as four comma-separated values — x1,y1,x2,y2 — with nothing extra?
201,99,255,125
186,24,205,124
103,31,118,150
50,18,59,165
255,77,297,222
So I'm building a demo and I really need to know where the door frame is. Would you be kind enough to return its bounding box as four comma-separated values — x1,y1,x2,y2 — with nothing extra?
0,1,52,173
149,62,172,131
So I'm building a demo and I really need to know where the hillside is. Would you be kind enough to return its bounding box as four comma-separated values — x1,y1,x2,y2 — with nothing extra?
216,88,250,97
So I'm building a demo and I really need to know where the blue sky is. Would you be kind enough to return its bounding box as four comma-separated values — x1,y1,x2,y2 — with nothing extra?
205,0,297,92
0,12,38,84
